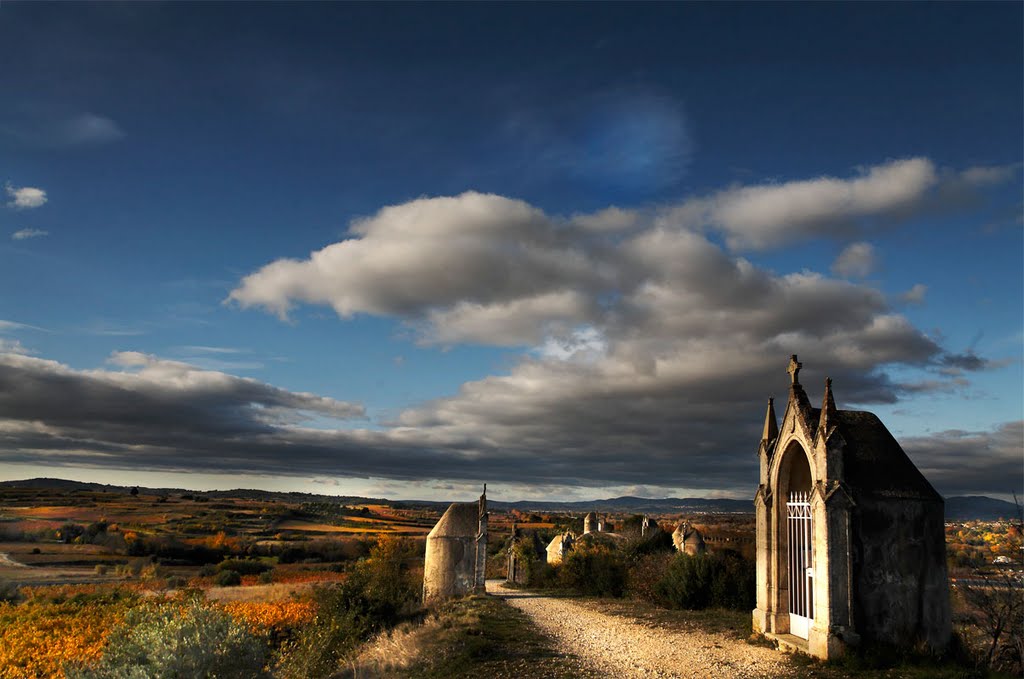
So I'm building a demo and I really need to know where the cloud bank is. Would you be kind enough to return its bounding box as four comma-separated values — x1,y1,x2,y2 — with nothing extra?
1,158,1018,497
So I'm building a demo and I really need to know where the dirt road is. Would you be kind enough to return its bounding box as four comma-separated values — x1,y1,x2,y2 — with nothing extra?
0,553,29,568
486,580,789,678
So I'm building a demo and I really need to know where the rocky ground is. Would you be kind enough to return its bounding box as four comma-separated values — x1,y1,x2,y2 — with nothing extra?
486,579,790,678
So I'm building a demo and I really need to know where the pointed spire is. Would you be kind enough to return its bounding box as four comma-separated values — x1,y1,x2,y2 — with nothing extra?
818,377,837,436
761,397,778,443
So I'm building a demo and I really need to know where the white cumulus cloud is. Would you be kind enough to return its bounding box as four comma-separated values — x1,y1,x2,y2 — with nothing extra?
5,184,47,209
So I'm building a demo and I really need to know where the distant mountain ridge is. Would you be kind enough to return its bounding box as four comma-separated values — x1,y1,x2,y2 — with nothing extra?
944,495,1021,522
0,478,1017,520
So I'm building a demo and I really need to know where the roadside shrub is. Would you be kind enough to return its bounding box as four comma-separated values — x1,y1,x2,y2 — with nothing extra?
214,570,242,587
559,543,627,597
66,596,270,678
708,550,755,610
627,551,675,603
258,570,274,584
93,564,108,575
198,563,218,577
652,551,755,611
276,536,421,678
527,560,559,588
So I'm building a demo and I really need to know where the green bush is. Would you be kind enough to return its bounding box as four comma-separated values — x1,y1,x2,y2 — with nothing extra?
558,543,628,597
66,597,270,678
627,551,675,603
214,569,242,587
650,551,755,611
276,536,421,678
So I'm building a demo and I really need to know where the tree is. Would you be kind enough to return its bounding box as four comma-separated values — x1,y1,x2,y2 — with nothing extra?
959,495,1024,674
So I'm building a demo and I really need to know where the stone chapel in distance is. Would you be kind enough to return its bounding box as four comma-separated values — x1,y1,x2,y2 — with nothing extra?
752,356,950,659
423,486,488,603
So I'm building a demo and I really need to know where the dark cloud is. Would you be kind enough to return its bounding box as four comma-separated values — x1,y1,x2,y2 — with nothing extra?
902,421,1024,497
940,351,990,371
0,345,987,495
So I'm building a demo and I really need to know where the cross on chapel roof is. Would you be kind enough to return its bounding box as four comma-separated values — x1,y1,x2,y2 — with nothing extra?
787,354,802,385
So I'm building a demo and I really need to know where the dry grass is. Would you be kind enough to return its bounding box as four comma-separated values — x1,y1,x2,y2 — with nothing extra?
204,582,315,603
341,594,595,679
337,613,446,677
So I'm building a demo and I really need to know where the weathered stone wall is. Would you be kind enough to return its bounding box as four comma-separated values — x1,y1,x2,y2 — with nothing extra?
851,495,951,650
423,535,476,603
546,532,572,564
423,498,485,603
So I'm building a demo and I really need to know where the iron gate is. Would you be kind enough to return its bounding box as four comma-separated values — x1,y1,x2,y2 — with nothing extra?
787,490,813,639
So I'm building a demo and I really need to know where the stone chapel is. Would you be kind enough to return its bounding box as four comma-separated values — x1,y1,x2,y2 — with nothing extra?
753,356,950,659
423,486,488,603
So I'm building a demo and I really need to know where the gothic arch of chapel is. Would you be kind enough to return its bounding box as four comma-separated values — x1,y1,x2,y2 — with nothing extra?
754,355,858,656
768,439,816,632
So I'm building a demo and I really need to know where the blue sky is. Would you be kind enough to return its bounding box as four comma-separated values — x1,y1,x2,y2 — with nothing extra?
0,3,1020,501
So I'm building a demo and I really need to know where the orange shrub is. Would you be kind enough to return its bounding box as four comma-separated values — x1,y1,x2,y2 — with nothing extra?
0,596,133,678
220,600,316,633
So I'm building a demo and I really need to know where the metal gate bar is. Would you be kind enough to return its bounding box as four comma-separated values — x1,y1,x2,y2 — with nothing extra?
787,491,813,635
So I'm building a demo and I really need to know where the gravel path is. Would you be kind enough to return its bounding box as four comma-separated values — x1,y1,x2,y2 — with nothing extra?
486,580,790,679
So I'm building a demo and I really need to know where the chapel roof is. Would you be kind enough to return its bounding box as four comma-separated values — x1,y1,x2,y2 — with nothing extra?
827,408,943,502
427,502,479,539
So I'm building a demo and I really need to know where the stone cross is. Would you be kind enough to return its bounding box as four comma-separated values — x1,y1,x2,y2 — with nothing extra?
787,354,802,385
